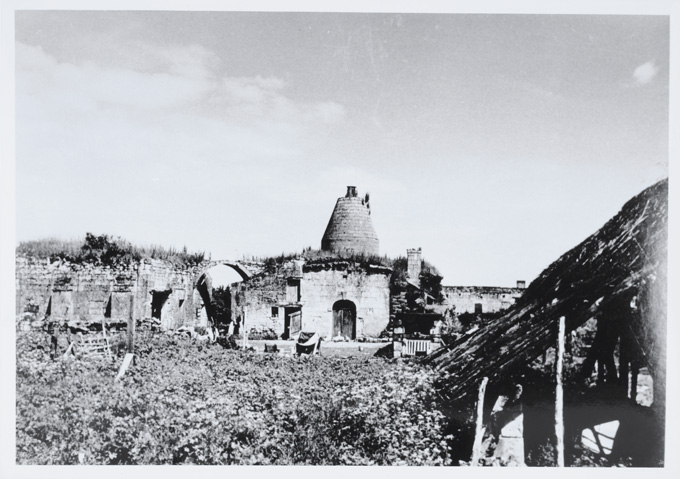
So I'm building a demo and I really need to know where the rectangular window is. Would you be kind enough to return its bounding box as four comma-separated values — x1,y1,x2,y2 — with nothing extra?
286,279,301,303
271,307,279,317
474,303,483,314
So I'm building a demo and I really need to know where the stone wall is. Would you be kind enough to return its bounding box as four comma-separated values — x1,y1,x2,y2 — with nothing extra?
300,263,391,338
439,285,524,314
407,248,422,286
15,255,205,330
233,260,391,339
232,270,290,334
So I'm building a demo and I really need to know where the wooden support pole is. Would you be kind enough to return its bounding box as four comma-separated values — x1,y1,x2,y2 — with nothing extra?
630,362,639,403
619,340,629,399
242,307,248,349
127,294,135,354
471,376,489,466
555,316,565,467
115,353,135,381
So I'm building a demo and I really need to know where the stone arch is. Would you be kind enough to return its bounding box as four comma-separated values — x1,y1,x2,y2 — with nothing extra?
194,261,251,329
195,260,253,284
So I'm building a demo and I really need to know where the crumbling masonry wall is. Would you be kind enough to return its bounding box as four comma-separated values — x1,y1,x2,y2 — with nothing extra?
15,255,203,330
440,285,524,315
231,272,290,334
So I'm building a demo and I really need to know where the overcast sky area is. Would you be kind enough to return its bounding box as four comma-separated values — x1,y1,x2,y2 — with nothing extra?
14,10,669,287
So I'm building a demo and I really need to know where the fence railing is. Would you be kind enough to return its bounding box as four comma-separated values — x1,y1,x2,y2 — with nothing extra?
403,339,431,356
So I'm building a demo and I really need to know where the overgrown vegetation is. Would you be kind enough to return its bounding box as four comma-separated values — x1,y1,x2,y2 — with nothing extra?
210,286,232,328
252,248,396,275
301,247,392,269
16,330,453,465
17,233,206,268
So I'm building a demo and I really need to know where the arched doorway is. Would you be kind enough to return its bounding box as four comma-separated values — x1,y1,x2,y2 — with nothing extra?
333,299,356,340
194,264,246,332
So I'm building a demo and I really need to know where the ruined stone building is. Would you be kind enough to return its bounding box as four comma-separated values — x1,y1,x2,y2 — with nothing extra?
230,259,391,340
401,247,525,317
14,255,263,333
230,186,524,340
231,186,390,340
15,256,201,330
15,185,524,339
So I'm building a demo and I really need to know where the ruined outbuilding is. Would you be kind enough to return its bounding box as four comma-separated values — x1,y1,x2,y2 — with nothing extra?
426,178,668,466
230,258,392,340
15,256,264,332
15,185,529,344
230,186,391,340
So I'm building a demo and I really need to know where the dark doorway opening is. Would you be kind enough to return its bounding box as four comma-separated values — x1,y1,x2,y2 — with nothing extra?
333,300,356,340
283,306,302,339
151,290,172,320
104,294,112,318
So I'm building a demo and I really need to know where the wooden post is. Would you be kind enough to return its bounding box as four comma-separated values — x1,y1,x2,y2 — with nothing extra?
127,294,135,354
115,353,135,381
630,361,639,403
555,316,565,467
242,306,247,349
471,376,489,466
619,341,630,399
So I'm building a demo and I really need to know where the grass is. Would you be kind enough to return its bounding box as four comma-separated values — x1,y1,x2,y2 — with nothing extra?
17,233,206,268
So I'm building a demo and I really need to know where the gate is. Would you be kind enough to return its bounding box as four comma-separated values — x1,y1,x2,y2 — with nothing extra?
289,311,302,337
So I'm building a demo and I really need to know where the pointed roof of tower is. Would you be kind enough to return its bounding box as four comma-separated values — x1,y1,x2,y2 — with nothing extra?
321,186,379,256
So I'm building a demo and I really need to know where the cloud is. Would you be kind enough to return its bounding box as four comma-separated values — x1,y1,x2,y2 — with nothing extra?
16,41,347,168
15,40,347,245
633,61,658,85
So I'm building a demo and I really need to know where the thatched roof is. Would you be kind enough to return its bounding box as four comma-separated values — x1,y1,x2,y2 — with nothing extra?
426,179,668,404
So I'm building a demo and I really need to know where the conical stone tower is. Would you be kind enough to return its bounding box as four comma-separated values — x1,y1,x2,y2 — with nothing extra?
321,186,379,256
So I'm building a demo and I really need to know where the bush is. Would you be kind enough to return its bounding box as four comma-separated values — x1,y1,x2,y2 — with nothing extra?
17,233,205,268
210,286,232,328
246,329,278,340
16,330,454,465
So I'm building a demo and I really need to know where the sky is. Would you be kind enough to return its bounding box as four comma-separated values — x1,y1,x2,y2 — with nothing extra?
12,9,670,287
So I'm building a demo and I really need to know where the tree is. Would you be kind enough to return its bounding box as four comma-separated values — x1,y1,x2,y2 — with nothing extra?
210,286,232,329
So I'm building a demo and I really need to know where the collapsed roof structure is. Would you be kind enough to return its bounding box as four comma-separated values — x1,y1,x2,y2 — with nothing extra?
426,179,668,407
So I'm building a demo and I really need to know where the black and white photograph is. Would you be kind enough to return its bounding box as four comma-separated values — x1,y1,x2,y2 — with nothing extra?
1,0,677,473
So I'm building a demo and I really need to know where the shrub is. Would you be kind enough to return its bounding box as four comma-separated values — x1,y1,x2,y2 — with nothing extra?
16,330,453,465
247,328,278,340
17,234,205,268
210,286,232,328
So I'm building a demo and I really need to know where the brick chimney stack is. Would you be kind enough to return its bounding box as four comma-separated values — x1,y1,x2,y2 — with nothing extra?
407,248,422,287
